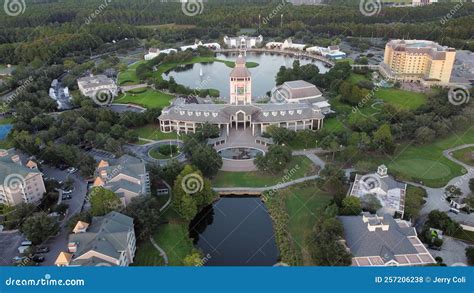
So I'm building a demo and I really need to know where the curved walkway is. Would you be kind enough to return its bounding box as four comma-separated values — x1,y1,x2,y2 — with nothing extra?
149,235,169,266
124,140,186,166
213,174,320,194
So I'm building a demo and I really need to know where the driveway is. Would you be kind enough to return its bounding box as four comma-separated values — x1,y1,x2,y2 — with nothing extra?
428,236,470,266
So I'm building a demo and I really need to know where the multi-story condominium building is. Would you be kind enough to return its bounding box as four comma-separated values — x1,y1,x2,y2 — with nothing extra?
382,39,456,85
266,38,306,51
412,0,438,6
77,75,118,98
92,155,150,206
158,55,326,136
223,35,264,49
0,149,46,206
55,212,136,266
339,213,436,267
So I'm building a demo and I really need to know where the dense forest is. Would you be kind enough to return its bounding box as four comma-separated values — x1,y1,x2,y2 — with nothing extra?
0,0,473,64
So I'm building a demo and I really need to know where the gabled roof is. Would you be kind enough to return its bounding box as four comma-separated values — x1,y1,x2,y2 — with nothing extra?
69,212,134,266
73,221,89,233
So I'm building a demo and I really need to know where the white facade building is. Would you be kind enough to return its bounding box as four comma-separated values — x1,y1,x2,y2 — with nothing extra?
223,35,263,49
77,75,118,98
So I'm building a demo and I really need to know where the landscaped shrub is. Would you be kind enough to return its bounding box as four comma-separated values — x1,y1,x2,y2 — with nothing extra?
158,145,178,156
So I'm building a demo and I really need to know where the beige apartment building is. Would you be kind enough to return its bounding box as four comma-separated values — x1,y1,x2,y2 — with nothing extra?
382,39,456,85
0,149,46,206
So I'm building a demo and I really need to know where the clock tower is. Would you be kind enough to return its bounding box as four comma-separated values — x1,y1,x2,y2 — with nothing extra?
229,54,252,105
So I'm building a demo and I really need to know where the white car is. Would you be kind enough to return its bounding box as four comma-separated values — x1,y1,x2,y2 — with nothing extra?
20,240,32,246
66,167,78,174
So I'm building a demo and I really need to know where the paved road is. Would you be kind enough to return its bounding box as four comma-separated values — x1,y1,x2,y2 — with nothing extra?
124,140,186,166
0,230,24,266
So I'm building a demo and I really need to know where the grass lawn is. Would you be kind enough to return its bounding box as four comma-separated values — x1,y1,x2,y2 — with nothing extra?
133,124,179,141
118,61,145,85
381,128,474,187
133,222,194,266
375,88,426,110
154,222,194,266
453,228,474,244
324,117,345,132
281,181,333,265
212,156,317,188
215,59,259,68
115,89,173,109
452,146,474,166
133,238,165,266
0,138,13,149
347,73,427,110
149,145,181,160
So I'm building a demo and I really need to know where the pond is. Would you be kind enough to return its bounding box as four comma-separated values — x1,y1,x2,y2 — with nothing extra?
189,196,279,266
163,52,330,99
218,147,264,161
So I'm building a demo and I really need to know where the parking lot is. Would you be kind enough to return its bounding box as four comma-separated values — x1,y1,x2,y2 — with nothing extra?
0,230,24,266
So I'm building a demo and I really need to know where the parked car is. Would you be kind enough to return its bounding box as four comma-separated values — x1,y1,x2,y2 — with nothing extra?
62,194,72,200
62,189,73,195
18,246,30,254
66,167,78,174
12,256,26,263
32,255,45,263
449,208,460,214
20,240,32,246
35,246,49,254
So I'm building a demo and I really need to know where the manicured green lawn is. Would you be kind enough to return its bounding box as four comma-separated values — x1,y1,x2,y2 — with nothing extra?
133,238,165,266
452,146,474,166
133,222,194,266
282,181,333,265
324,117,345,132
115,89,173,109
383,128,474,187
133,124,179,141
212,156,317,188
453,228,474,243
118,61,145,85
347,73,427,110
154,223,194,266
375,88,426,110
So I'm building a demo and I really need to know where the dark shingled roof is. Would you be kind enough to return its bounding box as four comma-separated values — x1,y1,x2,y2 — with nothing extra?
338,214,418,261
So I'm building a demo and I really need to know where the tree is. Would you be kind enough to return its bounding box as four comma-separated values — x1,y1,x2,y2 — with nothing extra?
4,203,37,229
373,124,393,153
89,187,122,216
172,165,216,221
444,185,462,199
125,196,162,239
20,212,59,244
404,186,426,220
183,249,204,266
254,145,292,172
469,179,474,193
425,210,461,236
360,194,382,213
189,144,222,177
265,125,296,145
308,216,351,266
341,196,362,215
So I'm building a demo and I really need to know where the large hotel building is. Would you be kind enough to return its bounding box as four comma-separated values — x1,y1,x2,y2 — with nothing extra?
381,39,456,85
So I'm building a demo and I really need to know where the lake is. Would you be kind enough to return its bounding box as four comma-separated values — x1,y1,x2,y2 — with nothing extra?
163,52,330,100
189,196,279,266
